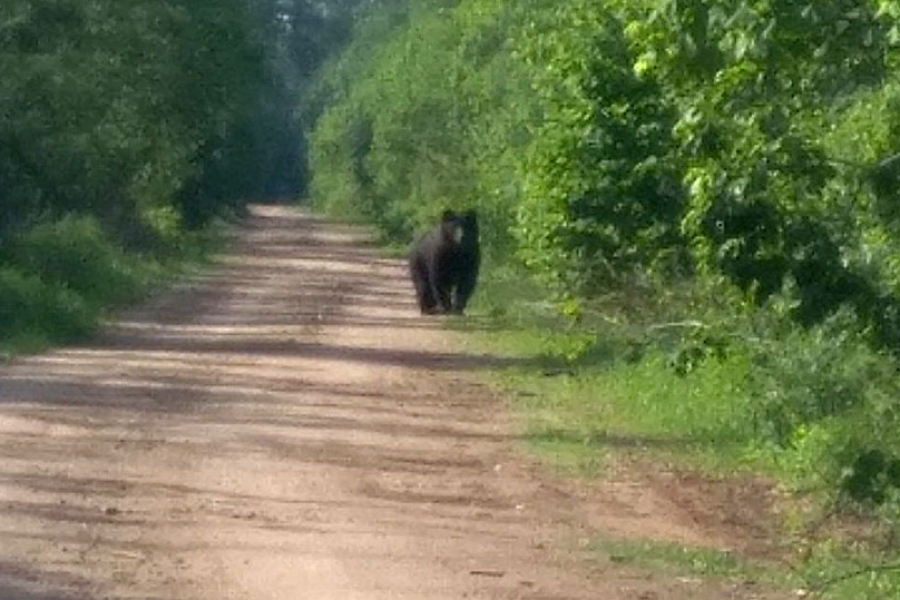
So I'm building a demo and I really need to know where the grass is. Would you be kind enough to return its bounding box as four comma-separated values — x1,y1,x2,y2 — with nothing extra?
456,266,900,599
461,271,762,478
794,547,900,599
590,534,794,585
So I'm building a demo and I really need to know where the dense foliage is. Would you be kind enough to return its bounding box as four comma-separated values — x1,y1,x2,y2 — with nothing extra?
0,0,370,348
4,0,264,237
306,0,900,580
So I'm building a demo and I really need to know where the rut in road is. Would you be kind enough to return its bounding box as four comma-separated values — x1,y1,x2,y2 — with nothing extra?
0,205,790,600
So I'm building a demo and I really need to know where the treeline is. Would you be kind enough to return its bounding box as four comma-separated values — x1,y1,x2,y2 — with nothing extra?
308,0,900,315
0,0,363,349
305,0,900,544
3,0,272,238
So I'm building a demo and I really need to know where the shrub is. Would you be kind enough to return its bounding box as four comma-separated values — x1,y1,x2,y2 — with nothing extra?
5,215,152,306
748,309,900,507
0,267,95,344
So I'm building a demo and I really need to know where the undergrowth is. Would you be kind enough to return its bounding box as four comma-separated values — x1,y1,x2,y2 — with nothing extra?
0,214,222,357
459,266,900,599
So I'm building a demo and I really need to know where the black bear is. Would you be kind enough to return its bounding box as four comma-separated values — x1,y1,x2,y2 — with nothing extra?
408,209,480,315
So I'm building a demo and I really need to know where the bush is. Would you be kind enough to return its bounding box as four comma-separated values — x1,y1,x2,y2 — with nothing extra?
748,308,900,508
4,215,153,306
0,267,95,345
514,2,685,294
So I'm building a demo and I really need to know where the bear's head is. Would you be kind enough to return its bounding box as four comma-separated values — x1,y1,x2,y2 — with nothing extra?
439,209,478,249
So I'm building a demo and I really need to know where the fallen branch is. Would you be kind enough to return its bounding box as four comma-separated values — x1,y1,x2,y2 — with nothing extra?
469,569,505,578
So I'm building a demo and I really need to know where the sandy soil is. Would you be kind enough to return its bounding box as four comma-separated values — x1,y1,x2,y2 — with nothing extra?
0,205,792,600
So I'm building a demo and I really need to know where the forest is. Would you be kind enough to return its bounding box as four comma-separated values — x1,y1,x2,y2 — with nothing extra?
6,0,900,595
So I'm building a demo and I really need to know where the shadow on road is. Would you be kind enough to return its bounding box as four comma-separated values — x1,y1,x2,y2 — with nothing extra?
0,561,105,600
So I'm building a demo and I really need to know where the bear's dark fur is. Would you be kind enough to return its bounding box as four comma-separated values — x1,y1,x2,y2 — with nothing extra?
408,209,480,315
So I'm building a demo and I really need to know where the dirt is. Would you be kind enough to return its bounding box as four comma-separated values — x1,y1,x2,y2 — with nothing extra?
0,205,795,600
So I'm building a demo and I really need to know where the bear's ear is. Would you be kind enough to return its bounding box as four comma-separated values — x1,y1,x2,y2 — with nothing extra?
440,209,457,222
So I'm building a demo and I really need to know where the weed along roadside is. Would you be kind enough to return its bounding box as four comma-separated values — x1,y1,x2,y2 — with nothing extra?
0,214,225,359
452,269,900,600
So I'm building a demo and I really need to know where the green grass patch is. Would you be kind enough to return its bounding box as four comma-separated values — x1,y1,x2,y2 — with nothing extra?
488,341,764,477
794,544,900,599
591,534,790,585
525,427,610,477
462,267,763,477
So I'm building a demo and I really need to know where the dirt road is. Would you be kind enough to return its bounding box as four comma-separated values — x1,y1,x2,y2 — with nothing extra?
0,205,788,600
